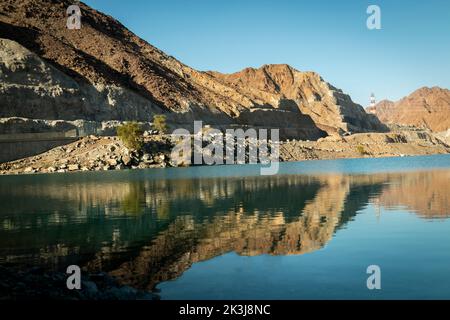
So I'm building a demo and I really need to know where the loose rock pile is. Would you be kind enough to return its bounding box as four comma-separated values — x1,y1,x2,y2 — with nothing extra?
0,135,175,175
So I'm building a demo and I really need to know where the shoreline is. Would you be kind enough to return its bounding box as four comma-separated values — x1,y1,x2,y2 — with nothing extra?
1,152,449,177
1,130,450,176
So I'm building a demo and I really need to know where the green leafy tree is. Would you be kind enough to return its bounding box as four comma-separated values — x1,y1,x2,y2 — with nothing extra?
356,145,366,155
152,114,167,134
117,122,144,151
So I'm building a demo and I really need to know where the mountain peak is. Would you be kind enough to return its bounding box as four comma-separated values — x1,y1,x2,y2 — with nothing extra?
410,86,448,96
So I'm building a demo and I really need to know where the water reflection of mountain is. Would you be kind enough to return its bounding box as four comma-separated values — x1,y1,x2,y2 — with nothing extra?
0,169,449,290
374,170,450,219
106,175,386,290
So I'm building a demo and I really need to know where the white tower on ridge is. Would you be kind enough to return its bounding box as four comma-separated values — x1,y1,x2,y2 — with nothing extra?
370,93,376,107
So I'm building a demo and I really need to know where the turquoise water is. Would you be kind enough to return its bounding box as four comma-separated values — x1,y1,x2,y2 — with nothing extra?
0,154,450,299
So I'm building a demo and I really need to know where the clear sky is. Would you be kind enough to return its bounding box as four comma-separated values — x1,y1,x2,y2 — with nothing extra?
83,0,450,106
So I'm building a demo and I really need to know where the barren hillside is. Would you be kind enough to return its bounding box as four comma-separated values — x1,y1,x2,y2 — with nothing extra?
0,0,386,139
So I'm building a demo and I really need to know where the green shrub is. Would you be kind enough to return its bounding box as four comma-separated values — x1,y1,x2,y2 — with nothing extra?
117,122,144,151
356,145,366,155
152,114,167,134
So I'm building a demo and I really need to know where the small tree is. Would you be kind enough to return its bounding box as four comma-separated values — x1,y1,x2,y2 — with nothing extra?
356,145,366,155
117,122,144,151
152,114,167,134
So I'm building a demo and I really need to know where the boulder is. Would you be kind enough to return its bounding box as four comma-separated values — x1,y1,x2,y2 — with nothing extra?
68,164,80,171
121,155,132,166
107,158,118,166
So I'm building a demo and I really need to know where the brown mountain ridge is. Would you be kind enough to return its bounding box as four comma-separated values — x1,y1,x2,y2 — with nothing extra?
0,0,387,140
367,87,450,133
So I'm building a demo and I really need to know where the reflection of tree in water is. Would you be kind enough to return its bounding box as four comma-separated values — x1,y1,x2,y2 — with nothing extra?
0,169,449,288
121,182,145,215
156,202,170,220
106,175,385,290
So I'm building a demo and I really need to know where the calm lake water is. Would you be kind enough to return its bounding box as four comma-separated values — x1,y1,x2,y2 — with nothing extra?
1,155,450,299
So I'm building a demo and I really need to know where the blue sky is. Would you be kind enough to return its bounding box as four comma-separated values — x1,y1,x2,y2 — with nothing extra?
84,0,450,106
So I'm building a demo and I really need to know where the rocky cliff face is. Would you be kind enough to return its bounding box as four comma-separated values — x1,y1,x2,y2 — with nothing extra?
208,64,387,135
0,38,162,121
0,0,386,139
366,99,395,123
367,87,450,133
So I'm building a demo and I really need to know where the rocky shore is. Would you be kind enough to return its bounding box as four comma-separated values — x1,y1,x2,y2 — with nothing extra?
1,129,449,176
0,134,175,175
0,266,159,300
279,130,450,161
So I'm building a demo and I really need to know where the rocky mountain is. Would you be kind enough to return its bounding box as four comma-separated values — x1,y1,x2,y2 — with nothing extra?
208,64,386,135
367,87,450,133
366,99,395,122
0,0,387,140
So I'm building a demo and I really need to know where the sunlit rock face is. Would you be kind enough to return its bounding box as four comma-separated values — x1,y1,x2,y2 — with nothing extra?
208,64,388,135
367,87,450,133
